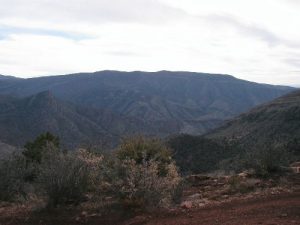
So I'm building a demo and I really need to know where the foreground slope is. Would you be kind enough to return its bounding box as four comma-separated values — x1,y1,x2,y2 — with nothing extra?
0,71,294,135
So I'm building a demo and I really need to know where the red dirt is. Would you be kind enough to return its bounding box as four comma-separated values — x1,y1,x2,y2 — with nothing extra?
143,191,300,225
1,191,299,225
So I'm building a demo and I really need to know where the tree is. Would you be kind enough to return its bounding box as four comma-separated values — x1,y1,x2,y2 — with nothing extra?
22,132,60,163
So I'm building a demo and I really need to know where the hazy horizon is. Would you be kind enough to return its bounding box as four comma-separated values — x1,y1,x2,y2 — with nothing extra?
0,0,300,85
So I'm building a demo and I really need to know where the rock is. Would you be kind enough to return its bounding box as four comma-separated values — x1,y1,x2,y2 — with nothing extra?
187,193,201,200
181,201,193,209
104,196,113,201
238,172,248,178
81,211,88,217
198,203,206,207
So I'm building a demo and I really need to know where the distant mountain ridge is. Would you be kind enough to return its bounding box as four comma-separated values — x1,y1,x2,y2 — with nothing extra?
0,70,295,148
0,91,183,148
168,90,300,173
207,90,300,147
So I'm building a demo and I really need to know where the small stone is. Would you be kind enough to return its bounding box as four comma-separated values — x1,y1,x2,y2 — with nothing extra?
198,203,205,207
187,193,201,200
238,172,248,178
181,201,193,209
222,195,229,199
81,211,88,217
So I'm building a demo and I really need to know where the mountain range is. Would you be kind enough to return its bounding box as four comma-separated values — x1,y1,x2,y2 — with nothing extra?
0,71,295,148
0,91,179,148
169,90,300,173
207,90,300,147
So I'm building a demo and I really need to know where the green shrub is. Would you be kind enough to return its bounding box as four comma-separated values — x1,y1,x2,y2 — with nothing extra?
23,132,60,163
116,136,172,175
244,144,291,177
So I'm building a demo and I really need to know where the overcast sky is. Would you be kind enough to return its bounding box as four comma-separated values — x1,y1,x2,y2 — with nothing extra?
0,0,299,85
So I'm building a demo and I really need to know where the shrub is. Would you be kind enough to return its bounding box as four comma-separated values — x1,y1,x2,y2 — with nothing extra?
244,144,291,177
105,136,182,211
38,148,95,207
218,156,245,173
116,136,172,175
107,158,181,210
0,154,29,201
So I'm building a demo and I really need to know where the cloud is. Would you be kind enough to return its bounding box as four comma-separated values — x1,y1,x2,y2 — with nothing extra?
283,0,300,5
203,14,300,48
0,0,299,86
285,57,300,68
0,25,90,40
0,0,187,25
105,50,145,57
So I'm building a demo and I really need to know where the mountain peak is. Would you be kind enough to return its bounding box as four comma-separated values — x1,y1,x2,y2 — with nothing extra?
23,90,58,109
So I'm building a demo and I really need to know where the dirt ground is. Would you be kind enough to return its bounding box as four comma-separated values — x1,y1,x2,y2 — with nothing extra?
0,191,299,225
1,173,300,225
143,191,300,225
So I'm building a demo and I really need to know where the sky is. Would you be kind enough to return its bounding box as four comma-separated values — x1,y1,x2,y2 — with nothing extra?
0,0,299,86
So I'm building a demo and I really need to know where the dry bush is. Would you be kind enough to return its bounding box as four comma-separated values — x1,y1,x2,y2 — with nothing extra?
104,136,182,211
0,154,29,201
75,149,104,190
38,148,100,207
106,158,181,211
